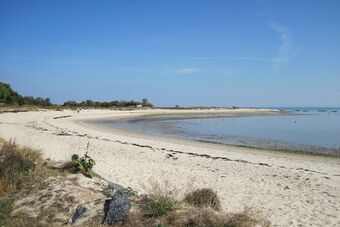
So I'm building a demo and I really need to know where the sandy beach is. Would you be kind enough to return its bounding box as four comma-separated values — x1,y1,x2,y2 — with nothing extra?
0,108,339,226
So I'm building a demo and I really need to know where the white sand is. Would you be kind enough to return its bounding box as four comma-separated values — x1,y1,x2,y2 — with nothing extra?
0,108,339,226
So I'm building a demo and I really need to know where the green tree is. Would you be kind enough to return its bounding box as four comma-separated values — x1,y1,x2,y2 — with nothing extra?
0,82,11,103
142,98,153,107
6,95,19,106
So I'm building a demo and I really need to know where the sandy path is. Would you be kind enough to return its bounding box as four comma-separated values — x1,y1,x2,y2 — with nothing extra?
0,109,339,226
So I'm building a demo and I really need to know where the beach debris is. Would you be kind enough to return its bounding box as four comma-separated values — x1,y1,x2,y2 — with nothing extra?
56,131,72,136
53,115,72,119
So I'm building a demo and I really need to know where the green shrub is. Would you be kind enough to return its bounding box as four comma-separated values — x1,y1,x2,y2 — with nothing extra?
184,188,222,211
142,195,178,217
71,153,96,178
71,140,96,178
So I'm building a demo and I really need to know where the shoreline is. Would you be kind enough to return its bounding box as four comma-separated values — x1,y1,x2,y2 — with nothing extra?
83,110,340,158
0,108,339,226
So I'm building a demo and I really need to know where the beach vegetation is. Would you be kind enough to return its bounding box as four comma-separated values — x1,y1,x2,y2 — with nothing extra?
0,81,52,107
63,98,154,109
0,138,270,226
173,207,270,227
1,81,154,109
141,194,178,217
0,139,47,196
71,140,96,178
116,192,270,227
71,153,96,178
0,139,58,226
124,186,138,197
142,98,153,107
184,188,222,211
140,180,180,217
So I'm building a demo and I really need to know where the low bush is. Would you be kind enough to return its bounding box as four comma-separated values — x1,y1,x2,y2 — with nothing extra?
141,195,178,217
0,139,271,227
184,188,222,211
0,140,44,196
225,208,271,227
0,139,56,227
71,141,96,178
178,207,270,227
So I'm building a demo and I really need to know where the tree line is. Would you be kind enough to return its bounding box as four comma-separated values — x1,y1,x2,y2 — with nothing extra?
0,82,52,106
62,98,153,108
0,81,153,108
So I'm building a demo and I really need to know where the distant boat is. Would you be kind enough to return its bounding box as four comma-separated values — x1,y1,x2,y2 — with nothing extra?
332,110,337,113
318,109,327,112
295,109,300,111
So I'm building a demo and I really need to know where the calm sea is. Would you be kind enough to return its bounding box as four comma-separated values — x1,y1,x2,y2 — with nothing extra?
98,108,340,155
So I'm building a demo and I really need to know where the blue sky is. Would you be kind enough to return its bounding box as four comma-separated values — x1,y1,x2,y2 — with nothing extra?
0,0,339,107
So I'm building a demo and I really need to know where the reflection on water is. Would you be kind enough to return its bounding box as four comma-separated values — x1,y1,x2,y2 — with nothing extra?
99,108,340,154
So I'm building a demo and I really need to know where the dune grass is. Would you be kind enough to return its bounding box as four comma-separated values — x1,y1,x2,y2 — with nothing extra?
0,138,271,227
114,181,271,227
0,139,58,226
0,139,46,196
184,188,222,211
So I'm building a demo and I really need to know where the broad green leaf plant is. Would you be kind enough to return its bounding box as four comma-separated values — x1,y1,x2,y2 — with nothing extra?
71,141,96,178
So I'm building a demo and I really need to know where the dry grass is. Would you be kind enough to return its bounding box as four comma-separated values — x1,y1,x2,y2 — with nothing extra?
0,139,58,226
140,194,179,218
172,207,271,227
139,180,180,218
0,139,271,227
110,204,270,227
143,180,184,200
224,208,271,227
184,188,222,211
112,183,270,227
0,139,46,196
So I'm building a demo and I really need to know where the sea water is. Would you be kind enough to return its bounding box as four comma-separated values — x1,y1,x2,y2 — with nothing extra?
99,108,340,154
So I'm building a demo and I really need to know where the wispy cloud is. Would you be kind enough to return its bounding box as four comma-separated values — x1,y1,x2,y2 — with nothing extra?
268,22,303,71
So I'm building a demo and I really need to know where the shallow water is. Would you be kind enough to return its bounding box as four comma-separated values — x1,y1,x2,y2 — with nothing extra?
99,108,340,154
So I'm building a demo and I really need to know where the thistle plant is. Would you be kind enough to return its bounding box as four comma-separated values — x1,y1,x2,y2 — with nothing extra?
71,141,96,178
